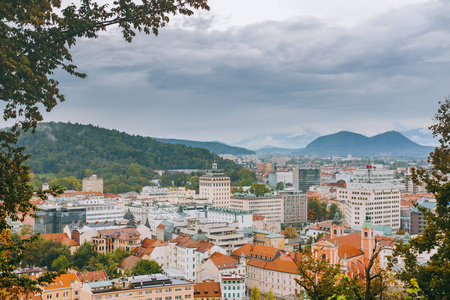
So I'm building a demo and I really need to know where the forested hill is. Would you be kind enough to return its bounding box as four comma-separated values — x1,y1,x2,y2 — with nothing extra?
154,138,255,155
16,122,240,177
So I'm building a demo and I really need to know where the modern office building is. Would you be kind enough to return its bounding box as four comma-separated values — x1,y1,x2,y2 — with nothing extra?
35,206,87,234
199,163,231,208
294,168,321,193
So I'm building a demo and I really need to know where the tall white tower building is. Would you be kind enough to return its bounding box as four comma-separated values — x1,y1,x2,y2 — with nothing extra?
199,163,231,208
338,165,401,230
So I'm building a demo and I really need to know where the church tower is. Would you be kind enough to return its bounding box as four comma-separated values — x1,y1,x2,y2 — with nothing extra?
330,210,345,238
361,209,375,261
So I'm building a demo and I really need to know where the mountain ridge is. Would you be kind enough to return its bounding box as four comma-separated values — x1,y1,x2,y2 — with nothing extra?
255,130,433,157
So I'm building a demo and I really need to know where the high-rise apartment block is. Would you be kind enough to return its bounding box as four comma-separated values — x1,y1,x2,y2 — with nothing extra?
82,174,103,193
338,166,400,230
199,163,230,208
279,191,307,224
294,167,321,193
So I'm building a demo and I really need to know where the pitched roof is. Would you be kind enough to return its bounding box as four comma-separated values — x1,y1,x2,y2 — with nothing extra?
118,255,141,270
194,282,221,298
375,236,397,248
141,238,165,248
76,270,108,283
325,232,364,259
231,243,283,261
41,273,79,291
208,252,238,269
22,233,79,247
169,235,215,253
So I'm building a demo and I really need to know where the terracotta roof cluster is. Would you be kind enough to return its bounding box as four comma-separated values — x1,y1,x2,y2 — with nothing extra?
22,233,79,247
248,252,302,275
98,228,140,241
401,193,435,206
76,270,108,283
231,243,284,261
169,235,215,253
194,282,221,298
207,252,238,269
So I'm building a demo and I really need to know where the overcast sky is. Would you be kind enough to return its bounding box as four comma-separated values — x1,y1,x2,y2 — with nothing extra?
40,0,448,149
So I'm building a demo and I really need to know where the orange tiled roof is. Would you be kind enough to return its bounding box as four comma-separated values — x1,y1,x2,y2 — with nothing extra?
326,232,364,259
76,270,108,283
264,252,302,274
41,273,79,291
208,252,238,269
22,233,79,247
156,224,166,230
194,282,221,298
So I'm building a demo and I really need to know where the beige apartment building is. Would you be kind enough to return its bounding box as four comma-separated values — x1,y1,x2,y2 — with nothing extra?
199,163,230,208
82,174,104,193
230,195,284,232
80,274,195,300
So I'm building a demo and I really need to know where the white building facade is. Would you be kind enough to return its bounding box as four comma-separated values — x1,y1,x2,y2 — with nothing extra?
199,163,231,208
339,182,401,230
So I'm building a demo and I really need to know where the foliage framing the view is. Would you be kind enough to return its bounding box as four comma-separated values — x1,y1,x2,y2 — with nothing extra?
392,98,450,299
0,0,210,298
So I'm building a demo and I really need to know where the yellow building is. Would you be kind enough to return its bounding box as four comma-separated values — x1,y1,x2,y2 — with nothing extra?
39,273,82,300
250,229,285,250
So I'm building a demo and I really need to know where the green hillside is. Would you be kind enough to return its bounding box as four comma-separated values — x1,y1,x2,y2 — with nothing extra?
15,122,242,192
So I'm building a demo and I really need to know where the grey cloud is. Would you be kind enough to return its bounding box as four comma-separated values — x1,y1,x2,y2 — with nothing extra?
51,0,449,144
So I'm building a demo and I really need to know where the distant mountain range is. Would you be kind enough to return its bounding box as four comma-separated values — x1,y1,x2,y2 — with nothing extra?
254,131,434,158
154,138,255,155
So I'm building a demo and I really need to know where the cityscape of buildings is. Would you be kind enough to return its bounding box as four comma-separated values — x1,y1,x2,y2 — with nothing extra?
7,155,437,299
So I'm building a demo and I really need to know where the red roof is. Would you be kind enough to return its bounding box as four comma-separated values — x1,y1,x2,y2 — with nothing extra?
231,243,283,261
169,235,215,253
194,282,221,298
